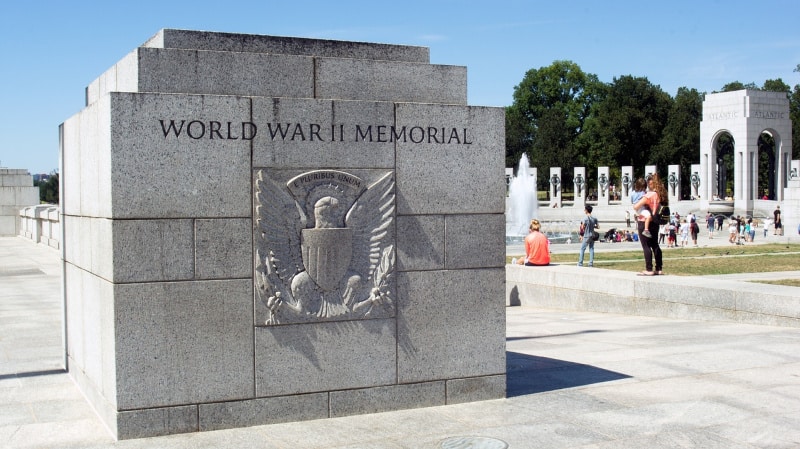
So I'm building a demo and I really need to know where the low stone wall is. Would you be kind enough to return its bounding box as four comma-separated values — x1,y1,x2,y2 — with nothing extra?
507,264,800,328
19,204,60,250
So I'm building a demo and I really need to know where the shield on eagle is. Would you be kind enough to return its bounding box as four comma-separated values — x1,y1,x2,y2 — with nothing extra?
300,227,352,292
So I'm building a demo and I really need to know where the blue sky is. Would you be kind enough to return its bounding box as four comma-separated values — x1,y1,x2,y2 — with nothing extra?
2,0,799,174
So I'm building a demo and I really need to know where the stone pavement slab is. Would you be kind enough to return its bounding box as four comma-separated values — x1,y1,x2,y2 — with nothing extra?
2,237,800,448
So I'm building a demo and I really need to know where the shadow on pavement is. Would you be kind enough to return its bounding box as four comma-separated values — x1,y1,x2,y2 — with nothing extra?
506,351,631,397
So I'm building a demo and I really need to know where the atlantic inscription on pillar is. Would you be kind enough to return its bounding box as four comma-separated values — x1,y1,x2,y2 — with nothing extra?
255,169,395,325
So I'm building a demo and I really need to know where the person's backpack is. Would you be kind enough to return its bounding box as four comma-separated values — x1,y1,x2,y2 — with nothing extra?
655,204,670,225
589,217,600,241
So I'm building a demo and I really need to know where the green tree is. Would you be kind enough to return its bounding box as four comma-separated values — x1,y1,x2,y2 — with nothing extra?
652,87,703,198
791,84,800,159
762,78,790,94
581,76,672,176
790,64,800,159
36,174,59,204
505,60,602,188
719,81,758,92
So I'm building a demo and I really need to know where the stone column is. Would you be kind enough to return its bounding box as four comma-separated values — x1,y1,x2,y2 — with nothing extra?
572,167,586,205
645,165,657,180
620,165,633,204
667,164,681,204
690,164,701,200
549,167,562,208
596,166,610,206
0,168,40,236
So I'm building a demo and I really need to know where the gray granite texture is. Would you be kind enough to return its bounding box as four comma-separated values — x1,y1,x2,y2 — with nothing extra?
143,29,430,63
397,268,506,383
329,381,445,417
396,214,445,271
109,92,253,219
395,103,506,215
61,29,506,439
315,57,466,104
254,318,397,397
198,393,328,432
252,98,396,169
86,49,459,105
446,375,507,404
116,405,198,440
114,279,254,409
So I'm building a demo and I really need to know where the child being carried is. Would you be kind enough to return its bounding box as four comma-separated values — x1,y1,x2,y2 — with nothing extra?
631,178,654,238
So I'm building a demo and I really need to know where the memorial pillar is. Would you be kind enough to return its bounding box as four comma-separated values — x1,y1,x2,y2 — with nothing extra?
549,167,562,208
667,164,681,205
573,167,586,205
596,166,610,206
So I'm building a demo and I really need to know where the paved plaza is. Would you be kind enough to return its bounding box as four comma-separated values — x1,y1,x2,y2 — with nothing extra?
2,236,800,448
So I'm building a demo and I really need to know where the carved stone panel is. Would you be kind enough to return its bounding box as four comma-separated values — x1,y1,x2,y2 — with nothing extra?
254,169,395,325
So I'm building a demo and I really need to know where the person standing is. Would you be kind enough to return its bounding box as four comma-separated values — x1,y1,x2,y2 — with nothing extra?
658,223,667,245
679,219,690,247
633,174,669,276
774,205,783,235
633,175,665,275
516,219,550,266
625,210,631,228
577,205,598,267
706,213,715,239
728,217,738,243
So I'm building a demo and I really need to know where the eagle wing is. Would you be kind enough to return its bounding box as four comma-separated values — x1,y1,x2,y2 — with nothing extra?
344,172,395,281
255,170,305,322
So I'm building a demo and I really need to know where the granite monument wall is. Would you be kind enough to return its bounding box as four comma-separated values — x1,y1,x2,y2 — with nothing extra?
60,29,506,439
0,169,40,236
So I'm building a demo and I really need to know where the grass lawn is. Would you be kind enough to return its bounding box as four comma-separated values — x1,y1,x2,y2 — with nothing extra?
507,243,800,278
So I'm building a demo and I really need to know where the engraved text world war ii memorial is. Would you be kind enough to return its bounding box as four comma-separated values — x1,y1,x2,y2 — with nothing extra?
60,29,506,439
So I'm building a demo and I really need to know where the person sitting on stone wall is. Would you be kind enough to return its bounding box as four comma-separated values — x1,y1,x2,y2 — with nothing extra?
516,219,550,266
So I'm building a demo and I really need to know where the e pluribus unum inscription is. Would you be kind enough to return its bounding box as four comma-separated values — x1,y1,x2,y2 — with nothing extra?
255,169,395,325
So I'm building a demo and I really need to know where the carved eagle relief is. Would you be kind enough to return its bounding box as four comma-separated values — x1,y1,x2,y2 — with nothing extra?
255,169,395,325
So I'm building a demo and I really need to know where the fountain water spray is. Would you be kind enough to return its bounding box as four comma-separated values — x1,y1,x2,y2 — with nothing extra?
506,154,538,237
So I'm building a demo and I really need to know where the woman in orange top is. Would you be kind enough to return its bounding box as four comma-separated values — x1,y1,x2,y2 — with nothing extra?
633,174,666,275
516,219,550,266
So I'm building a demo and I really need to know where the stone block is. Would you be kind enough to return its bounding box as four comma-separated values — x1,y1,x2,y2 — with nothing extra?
444,214,506,269
78,96,113,218
198,393,328,432
316,58,467,104
0,186,16,204
135,48,314,98
144,29,430,63
395,104,505,215
252,98,396,169
396,214,444,271
329,381,445,417
446,375,507,404
108,92,252,219
65,264,116,404
397,269,505,383
117,405,198,439
255,319,396,397
114,279,254,409
0,216,14,236
195,218,252,279
111,219,194,283
60,114,82,216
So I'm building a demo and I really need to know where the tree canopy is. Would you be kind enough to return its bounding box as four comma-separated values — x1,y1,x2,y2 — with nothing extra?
506,61,800,190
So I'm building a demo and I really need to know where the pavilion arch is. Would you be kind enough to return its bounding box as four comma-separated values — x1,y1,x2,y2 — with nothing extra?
708,129,735,200
699,90,792,216
757,128,780,200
